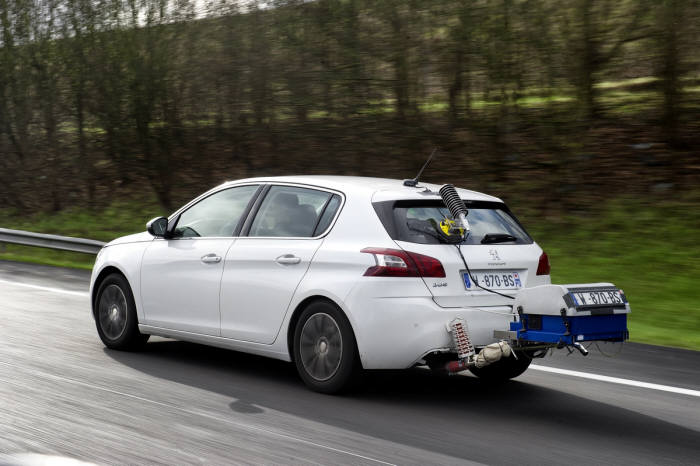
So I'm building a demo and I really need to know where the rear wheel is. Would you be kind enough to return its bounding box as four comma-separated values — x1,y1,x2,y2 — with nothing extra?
293,301,361,394
468,350,532,382
95,273,149,350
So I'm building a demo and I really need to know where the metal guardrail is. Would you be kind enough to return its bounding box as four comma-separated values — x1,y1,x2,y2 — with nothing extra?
0,228,105,254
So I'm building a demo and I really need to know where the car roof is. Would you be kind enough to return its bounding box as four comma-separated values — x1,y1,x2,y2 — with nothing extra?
224,175,503,203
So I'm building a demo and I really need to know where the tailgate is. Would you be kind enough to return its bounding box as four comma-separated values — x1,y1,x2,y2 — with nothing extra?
373,195,551,308
395,241,549,308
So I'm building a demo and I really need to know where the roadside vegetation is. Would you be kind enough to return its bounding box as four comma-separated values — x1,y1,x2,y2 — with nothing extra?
524,195,700,351
0,197,163,269
0,0,698,215
0,1,698,350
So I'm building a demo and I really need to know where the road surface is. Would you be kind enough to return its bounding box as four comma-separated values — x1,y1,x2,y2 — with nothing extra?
1,260,698,465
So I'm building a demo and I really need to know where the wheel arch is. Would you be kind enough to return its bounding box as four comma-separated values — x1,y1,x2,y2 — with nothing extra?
91,265,128,317
286,295,361,366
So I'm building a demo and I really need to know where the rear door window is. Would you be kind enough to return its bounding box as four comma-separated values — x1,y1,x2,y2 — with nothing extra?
376,201,532,245
249,186,338,238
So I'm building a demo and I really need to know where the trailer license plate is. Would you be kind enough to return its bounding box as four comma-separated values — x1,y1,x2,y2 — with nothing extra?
571,289,625,307
463,271,522,290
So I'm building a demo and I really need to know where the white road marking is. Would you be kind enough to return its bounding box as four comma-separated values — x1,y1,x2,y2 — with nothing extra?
0,360,397,466
0,278,89,297
1,454,96,466
531,364,700,398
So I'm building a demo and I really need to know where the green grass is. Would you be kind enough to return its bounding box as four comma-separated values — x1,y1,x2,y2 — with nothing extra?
595,76,659,89
0,245,97,270
526,196,700,351
1,195,699,350
0,197,164,269
45,76,698,135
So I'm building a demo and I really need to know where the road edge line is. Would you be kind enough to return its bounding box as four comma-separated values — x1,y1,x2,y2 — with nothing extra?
0,278,89,297
530,364,700,397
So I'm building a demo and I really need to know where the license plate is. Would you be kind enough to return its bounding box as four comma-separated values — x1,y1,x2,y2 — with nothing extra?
570,289,625,307
462,270,522,290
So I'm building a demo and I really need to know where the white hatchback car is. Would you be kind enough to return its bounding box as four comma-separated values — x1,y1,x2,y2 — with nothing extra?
91,176,551,392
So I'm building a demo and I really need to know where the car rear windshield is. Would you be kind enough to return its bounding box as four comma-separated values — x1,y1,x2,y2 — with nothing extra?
373,200,533,245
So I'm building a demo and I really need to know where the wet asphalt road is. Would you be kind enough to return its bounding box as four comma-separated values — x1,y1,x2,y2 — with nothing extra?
0,260,698,465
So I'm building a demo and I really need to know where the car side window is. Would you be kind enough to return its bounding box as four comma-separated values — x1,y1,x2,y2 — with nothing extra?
173,185,259,238
249,186,332,238
313,194,342,236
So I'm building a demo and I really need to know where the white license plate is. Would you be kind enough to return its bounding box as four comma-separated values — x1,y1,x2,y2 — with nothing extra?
571,289,625,307
462,270,522,290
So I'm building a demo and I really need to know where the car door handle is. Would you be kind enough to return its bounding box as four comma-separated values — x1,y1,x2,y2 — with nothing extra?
275,254,301,265
201,254,222,264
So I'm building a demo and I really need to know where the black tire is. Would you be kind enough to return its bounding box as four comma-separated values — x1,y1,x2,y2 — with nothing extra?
468,350,532,382
94,273,149,350
293,301,361,394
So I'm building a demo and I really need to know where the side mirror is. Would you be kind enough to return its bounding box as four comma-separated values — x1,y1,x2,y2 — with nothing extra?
147,216,169,238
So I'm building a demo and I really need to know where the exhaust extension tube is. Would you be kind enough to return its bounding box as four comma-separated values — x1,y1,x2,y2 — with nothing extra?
439,184,470,236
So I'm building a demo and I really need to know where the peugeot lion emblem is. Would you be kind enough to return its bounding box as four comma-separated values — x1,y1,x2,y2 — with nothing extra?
489,249,500,261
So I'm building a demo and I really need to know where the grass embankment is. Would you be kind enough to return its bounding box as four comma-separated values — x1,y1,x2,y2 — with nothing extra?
1,196,698,350
0,198,164,269
524,196,700,351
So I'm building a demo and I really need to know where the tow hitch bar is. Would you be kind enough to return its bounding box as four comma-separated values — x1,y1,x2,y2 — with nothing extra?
572,342,589,356
557,340,590,356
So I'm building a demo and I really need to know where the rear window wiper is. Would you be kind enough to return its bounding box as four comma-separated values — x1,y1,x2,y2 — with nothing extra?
481,233,517,244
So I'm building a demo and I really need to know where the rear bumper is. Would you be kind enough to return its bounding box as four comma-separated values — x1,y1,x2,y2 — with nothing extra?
345,282,514,369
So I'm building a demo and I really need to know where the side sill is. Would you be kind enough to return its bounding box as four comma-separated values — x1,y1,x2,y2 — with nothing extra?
138,324,292,362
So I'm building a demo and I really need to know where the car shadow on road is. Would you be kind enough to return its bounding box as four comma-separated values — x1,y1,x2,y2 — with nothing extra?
105,339,699,465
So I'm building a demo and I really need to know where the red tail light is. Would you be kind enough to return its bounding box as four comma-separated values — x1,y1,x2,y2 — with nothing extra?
360,248,446,277
537,251,551,275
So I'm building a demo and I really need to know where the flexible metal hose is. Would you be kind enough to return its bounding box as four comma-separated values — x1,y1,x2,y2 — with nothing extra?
439,184,470,233
439,184,467,217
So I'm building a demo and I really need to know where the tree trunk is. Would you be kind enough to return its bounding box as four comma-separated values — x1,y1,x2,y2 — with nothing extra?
660,0,682,148
579,0,600,122
448,49,463,128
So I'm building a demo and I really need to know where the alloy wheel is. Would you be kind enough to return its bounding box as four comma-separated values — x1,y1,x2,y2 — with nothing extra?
98,284,129,341
299,312,343,381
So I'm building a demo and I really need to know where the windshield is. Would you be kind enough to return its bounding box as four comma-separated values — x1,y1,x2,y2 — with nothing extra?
374,200,533,245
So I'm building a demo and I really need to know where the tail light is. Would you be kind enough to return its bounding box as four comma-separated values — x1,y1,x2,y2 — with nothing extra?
360,247,445,277
537,251,551,275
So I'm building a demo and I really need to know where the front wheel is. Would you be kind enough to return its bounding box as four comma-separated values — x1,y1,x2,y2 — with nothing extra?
293,301,361,394
468,350,532,382
94,273,149,350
